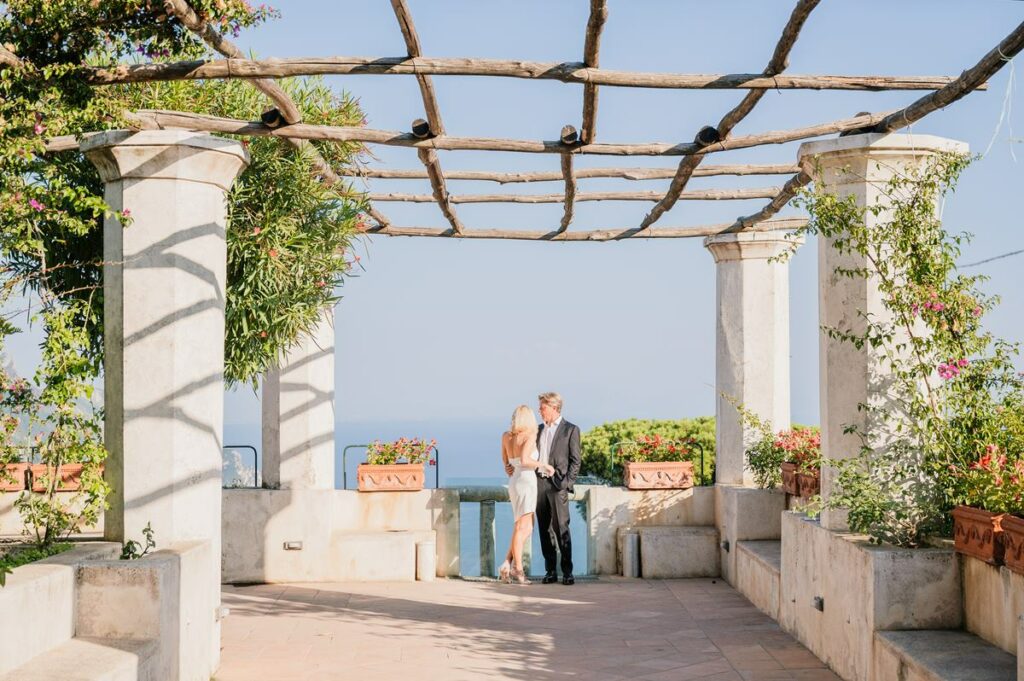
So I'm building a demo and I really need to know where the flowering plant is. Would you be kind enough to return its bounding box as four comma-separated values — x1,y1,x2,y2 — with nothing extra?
366,438,437,466
948,448,1024,515
615,435,692,464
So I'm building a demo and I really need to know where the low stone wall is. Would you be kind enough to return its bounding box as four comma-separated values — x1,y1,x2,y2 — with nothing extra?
735,540,781,620
715,485,786,584
0,542,120,676
962,553,1024,655
0,491,103,536
584,485,715,575
222,488,459,583
779,512,962,681
78,540,216,681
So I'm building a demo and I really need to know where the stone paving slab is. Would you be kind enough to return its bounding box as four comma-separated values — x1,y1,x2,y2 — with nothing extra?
215,578,841,681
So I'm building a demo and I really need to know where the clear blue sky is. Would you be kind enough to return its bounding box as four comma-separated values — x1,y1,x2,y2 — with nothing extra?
5,1,1024,482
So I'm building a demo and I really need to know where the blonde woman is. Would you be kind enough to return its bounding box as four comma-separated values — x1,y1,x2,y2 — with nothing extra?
499,405,553,584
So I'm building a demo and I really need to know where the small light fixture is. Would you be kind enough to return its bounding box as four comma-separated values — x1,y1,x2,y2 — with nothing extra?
813,596,825,612
721,540,730,552
283,541,303,551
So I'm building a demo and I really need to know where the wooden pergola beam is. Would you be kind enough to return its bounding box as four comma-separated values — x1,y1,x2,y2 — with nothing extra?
366,217,809,241
872,19,1024,133
121,108,893,157
389,0,464,234
84,56,978,92
580,0,609,144
163,0,393,230
638,0,820,232
346,164,801,182
368,186,783,203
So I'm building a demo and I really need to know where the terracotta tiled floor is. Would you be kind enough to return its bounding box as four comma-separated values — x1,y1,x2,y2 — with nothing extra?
215,578,841,681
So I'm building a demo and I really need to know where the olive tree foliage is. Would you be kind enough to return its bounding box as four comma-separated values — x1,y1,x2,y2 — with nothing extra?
0,1,366,549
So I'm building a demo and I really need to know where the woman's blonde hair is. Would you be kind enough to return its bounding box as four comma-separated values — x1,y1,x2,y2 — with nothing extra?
510,405,538,436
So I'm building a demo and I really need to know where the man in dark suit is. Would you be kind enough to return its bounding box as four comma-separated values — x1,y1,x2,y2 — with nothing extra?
535,392,581,585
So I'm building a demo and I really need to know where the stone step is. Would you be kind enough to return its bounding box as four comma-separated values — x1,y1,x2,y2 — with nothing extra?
0,637,158,681
617,525,720,578
874,630,1016,681
735,540,782,620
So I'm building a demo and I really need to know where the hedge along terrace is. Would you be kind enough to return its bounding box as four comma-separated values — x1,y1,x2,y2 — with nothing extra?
580,417,716,485
0,1,366,556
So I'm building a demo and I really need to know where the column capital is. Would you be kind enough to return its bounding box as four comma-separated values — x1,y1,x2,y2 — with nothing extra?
81,129,249,191
703,230,803,263
798,133,968,184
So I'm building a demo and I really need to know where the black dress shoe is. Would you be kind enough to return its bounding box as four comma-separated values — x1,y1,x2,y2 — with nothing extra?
562,575,575,585
542,573,558,584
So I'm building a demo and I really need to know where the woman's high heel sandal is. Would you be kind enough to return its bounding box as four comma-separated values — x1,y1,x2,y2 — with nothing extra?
498,560,511,583
512,568,531,585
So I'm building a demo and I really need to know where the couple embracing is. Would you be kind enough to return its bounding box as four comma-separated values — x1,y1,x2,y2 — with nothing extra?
499,392,581,586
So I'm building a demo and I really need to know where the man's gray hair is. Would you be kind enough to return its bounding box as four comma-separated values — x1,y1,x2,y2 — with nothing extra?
538,391,563,412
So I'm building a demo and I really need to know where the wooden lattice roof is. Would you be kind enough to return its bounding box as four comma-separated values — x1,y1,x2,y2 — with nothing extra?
37,1,1024,241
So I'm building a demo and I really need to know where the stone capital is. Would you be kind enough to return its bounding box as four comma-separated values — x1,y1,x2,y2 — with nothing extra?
703,230,803,263
798,133,968,186
81,129,249,191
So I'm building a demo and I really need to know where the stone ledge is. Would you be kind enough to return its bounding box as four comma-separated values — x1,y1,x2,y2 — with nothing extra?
962,553,1024,655
874,630,1016,681
735,540,782,621
617,525,719,579
0,636,158,681
738,539,782,572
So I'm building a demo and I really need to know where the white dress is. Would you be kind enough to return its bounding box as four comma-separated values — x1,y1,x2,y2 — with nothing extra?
508,444,539,520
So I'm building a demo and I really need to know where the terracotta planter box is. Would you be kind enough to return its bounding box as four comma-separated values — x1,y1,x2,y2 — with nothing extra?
622,461,694,490
29,463,87,492
0,463,28,492
796,469,820,498
1000,514,1024,575
357,463,425,492
952,504,1005,565
780,462,799,496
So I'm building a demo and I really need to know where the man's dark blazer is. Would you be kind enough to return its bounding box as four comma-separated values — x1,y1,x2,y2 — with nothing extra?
537,419,582,493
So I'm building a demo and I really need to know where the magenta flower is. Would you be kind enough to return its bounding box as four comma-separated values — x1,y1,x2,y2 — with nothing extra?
28,198,44,212
33,123,44,135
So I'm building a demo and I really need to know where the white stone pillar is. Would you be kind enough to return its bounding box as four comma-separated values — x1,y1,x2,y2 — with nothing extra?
798,133,968,530
85,131,246,677
261,310,336,489
704,230,799,486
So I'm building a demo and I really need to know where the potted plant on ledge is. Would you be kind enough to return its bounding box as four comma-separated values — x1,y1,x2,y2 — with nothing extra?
617,435,695,490
357,438,436,492
949,448,1024,566
741,404,820,498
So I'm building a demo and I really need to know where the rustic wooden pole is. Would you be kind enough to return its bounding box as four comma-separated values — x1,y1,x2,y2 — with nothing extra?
122,108,893,157
558,153,577,233
163,0,394,228
389,0,464,234
638,0,821,232
581,0,609,144
365,216,809,241
368,187,782,203
871,19,1024,133
345,164,801,182
479,500,496,578
85,56,975,92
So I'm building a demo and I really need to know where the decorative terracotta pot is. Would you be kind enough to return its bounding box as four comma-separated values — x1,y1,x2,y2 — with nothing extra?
357,463,425,492
29,463,87,492
622,461,694,490
952,505,1005,565
0,463,28,492
780,462,799,496
1000,514,1024,575
796,468,820,498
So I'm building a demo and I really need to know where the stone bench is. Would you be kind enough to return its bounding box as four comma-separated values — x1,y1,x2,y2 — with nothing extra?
329,530,436,581
0,637,158,681
874,630,1016,681
617,526,720,578
735,540,781,620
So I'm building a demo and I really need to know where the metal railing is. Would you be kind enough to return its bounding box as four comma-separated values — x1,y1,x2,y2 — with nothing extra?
222,445,260,488
341,443,441,490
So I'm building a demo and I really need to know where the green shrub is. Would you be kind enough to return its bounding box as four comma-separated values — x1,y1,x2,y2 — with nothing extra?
580,417,715,485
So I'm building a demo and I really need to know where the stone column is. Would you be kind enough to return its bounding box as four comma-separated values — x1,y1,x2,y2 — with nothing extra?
704,231,800,486
261,310,336,489
797,133,968,530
